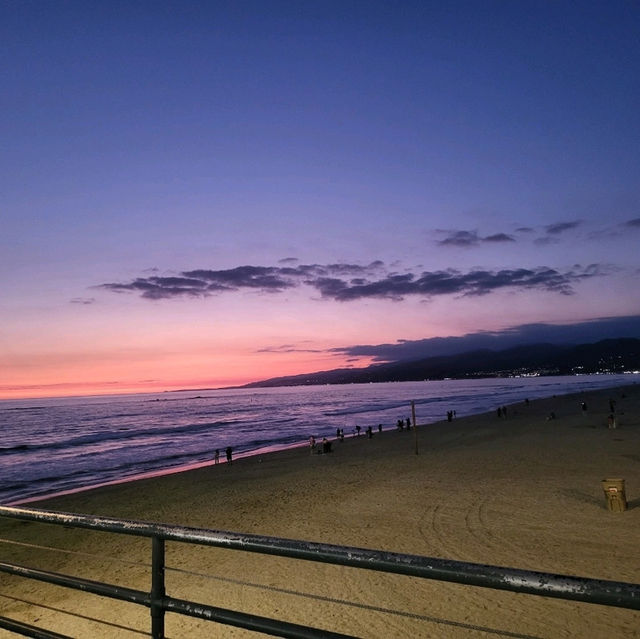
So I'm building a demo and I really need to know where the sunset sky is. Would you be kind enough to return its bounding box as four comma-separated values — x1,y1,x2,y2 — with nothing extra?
2,1,640,399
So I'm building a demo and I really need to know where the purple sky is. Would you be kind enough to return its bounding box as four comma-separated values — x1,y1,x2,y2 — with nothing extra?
2,1,640,398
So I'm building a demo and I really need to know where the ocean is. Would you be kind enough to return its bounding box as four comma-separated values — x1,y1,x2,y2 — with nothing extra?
0,374,635,505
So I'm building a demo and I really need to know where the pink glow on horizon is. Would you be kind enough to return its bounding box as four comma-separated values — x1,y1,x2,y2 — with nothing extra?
0,350,375,400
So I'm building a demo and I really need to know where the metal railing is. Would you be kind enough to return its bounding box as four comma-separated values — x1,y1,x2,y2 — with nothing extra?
1,505,639,638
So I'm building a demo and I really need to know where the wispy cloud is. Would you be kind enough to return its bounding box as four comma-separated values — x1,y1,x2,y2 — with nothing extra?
545,220,581,235
437,220,592,249
436,229,515,247
98,261,608,302
257,343,325,354
623,217,640,228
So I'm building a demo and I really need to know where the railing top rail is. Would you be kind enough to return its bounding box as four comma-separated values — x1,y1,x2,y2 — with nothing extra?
1,505,639,610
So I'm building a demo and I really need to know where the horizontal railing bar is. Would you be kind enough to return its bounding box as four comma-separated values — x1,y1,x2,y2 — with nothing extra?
1,506,639,611
164,596,359,639
0,616,73,639
0,561,151,608
0,562,356,639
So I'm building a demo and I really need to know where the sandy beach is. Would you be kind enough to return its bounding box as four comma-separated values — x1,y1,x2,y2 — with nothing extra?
1,382,639,638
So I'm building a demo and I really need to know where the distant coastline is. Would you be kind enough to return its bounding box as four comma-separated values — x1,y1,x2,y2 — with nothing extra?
222,337,640,391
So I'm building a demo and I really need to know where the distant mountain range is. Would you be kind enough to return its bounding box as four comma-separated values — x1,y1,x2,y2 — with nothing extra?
242,338,640,388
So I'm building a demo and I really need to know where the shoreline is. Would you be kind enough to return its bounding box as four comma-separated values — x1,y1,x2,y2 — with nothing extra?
1,382,639,637
7,439,309,507
4,375,637,507
5,376,637,507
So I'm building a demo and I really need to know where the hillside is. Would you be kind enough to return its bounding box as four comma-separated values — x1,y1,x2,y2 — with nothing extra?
242,338,640,388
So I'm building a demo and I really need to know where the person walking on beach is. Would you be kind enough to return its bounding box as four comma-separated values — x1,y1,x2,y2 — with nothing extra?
214,449,220,464
225,446,233,465
309,435,316,454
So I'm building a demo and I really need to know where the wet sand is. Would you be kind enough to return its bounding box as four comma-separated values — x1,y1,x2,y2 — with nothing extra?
1,382,639,638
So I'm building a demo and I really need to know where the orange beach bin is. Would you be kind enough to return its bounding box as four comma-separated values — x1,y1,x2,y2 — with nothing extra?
601,478,627,512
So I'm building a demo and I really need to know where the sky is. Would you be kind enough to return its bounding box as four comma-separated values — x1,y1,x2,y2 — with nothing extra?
2,1,640,399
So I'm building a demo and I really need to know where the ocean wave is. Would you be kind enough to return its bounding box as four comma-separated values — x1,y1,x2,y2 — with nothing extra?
0,444,31,452
2,419,242,455
324,395,449,416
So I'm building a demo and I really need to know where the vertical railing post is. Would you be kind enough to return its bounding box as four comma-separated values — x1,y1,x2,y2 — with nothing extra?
151,536,166,639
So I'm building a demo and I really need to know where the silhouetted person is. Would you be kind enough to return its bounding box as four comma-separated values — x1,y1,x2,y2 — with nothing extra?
214,449,220,464
226,446,233,464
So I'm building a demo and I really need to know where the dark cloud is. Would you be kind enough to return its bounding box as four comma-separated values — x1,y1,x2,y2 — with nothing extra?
332,314,640,363
98,261,607,301
437,230,515,247
312,273,417,301
624,217,640,228
482,233,515,243
70,297,95,305
312,265,606,301
101,276,213,300
437,230,480,247
516,227,535,233
101,267,296,299
545,221,581,235
182,266,295,291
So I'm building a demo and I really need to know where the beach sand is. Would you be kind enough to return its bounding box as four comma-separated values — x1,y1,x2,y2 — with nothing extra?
1,383,639,638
